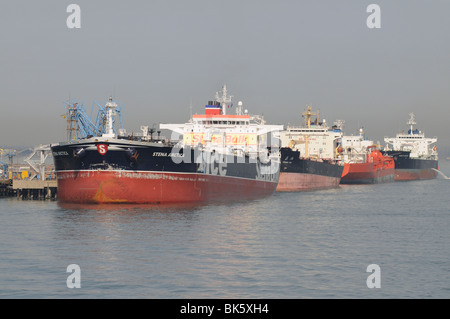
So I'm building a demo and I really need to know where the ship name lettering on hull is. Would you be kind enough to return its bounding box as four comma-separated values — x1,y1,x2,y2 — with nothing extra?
153,152,183,157
53,151,69,156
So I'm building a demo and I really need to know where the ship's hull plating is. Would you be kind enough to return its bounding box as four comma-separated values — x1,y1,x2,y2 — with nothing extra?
341,162,395,184
276,148,344,191
393,168,438,181
383,151,438,181
277,172,341,191
56,170,277,204
51,139,279,204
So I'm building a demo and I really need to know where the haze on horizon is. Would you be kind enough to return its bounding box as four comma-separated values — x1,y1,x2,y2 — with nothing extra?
1,1,449,153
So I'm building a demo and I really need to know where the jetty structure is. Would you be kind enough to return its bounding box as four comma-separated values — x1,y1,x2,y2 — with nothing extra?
0,146,57,199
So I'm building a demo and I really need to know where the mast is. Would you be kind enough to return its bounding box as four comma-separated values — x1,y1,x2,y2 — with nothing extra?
66,102,80,142
407,112,416,135
215,85,233,115
103,97,118,138
302,106,320,158
236,101,243,115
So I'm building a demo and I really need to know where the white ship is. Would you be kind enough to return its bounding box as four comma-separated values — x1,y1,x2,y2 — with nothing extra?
383,113,438,180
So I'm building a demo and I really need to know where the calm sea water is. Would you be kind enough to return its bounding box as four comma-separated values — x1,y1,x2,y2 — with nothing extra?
1,162,449,299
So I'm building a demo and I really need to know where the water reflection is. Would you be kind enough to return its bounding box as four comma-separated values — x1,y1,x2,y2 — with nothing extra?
2,169,450,298
57,201,208,213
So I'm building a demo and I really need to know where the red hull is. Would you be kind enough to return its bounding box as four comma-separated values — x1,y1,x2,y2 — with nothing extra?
276,172,341,191
341,148,395,184
394,169,438,181
341,162,395,184
56,170,277,204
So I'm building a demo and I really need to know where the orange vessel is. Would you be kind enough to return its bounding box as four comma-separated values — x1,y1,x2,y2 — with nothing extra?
340,130,395,184
341,146,395,184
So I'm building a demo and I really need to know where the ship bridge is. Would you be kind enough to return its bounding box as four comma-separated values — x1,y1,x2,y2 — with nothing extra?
280,106,343,160
384,113,437,159
160,86,283,153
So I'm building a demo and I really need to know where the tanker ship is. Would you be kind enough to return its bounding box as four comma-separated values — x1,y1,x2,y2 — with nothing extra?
340,128,395,184
383,113,438,181
51,86,282,204
276,106,344,191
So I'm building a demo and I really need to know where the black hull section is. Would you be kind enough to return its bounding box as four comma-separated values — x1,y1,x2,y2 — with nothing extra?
382,150,438,180
382,151,438,170
280,148,344,178
51,139,279,183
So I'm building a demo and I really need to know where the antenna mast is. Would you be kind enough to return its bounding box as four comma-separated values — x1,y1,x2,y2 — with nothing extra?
407,113,416,134
215,85,233,115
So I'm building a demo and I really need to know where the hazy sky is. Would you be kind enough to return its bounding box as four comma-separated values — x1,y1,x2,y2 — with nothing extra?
1,1,449,151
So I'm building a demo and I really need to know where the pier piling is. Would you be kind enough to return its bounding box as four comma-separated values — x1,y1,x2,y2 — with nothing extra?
0,179,57,200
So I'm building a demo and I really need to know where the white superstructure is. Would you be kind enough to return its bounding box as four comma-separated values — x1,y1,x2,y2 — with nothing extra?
384,113,438,160
279,106,343,160
341,128,374,163
160,86,283,157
